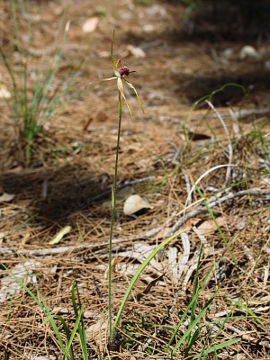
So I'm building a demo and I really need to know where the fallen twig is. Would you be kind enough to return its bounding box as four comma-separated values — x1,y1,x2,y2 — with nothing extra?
224,324,270,350
1,189,269,258
236,107,270,120
170,188,270,236
0,227,162,257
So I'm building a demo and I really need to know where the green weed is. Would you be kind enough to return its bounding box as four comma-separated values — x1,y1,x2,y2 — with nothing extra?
0,0,80,164
5,265,88,360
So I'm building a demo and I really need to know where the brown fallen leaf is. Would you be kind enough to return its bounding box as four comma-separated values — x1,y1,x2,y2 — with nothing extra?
155,218,199,240
136,274,164,301
197,217,227,236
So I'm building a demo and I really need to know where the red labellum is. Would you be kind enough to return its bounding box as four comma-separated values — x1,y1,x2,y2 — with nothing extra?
119,66,130,77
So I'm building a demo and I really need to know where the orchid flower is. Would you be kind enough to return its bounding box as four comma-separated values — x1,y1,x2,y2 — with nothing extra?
103,31,144,115
105,31,145,344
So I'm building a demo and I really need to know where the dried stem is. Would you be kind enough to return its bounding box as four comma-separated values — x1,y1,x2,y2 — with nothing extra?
206,100,233,186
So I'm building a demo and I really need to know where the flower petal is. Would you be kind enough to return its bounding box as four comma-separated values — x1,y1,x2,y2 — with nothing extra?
102,76,117,81
125,79,144,113
117,78,132,116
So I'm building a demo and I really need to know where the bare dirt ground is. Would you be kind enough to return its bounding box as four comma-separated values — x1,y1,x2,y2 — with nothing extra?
0,0,270,359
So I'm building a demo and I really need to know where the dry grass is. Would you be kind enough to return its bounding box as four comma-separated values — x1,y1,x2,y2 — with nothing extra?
0,0,270,359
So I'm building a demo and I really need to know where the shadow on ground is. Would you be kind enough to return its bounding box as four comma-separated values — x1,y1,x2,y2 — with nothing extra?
174,68,270,106
123,1,270,106
171,0,270,42
0,163,112,225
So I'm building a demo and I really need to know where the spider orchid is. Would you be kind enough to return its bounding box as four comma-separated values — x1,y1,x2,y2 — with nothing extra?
105,31,145,345
102,32,144,115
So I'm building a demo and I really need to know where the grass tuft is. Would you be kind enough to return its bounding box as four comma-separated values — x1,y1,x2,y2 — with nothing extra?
0,0,80,164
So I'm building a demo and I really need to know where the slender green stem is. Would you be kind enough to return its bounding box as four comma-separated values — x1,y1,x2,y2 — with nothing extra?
108,89,122,343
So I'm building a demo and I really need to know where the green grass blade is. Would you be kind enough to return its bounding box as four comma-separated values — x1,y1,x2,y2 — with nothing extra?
185,327,201,357
166,264,214,350
11,0,28,129
193,83,250,110
28,15,66,122
71,280,88,359
22,1,32,136
37,289,66,352
62,306,83,360
198,307,235,360
58,316,75,360
77,332,89,360
192,338,240,359
4,267,65,352
188,246,203,345
236,302,264,328
74,281,88,360
195,184,237,267
28,25,68,130
40,65,82,126
0,47,20,126
173,290,218,355
167,293,199,352
71,281,79,318
113,228,188,337
37,32,67,106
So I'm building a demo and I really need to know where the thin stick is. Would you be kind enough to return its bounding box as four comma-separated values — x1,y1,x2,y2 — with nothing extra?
206,100,233,185
236,107,270,120
1,189,269,258
170,188,270,236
